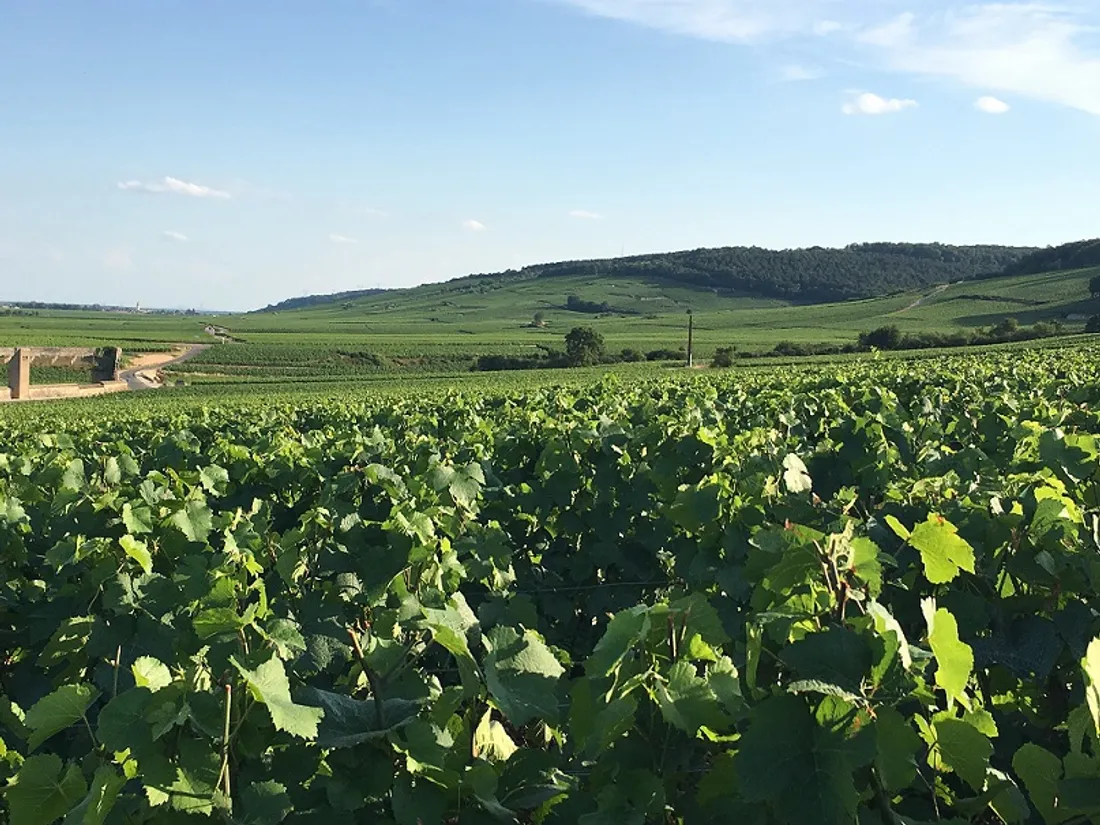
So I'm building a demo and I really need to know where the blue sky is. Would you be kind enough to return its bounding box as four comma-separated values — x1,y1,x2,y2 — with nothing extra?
2,0,1099,310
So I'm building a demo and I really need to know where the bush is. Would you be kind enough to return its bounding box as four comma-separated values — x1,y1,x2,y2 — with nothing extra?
1087,315,1100,333
620,348,645,363
859,325,903,350
711,347,736,368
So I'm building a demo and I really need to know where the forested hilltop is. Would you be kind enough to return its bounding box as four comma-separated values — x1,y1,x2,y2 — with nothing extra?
995,238,1100,278
468,243,1033,303
259,242,1033,311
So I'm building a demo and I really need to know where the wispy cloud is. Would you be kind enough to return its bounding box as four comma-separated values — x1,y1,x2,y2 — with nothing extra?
552,0,824,42
779,63,823,82
551,1,1100,115
162,230,189,242
329,233,359,244
975,95,1011,114
842,91,918,115
863,6,1100,115
118,176,231,199
569,209,604,220
462,219,488,232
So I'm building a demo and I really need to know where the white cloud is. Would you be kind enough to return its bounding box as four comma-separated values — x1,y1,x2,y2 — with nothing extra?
551,0,819,42
858,12,915,48
551,1,1100,115
569,209,604,219
842,91,918,115
975,95,1011,114
162,230,189,242
462,219,488,231
117,176,231,199
866,5,1100,115
329,233,359,244
780,63,822,81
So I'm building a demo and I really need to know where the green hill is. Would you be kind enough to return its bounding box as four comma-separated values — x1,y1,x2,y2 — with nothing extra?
258,242,1033,313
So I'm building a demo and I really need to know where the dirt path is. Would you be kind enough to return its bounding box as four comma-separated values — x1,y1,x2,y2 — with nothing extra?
896,282,959,313
120,345,209,390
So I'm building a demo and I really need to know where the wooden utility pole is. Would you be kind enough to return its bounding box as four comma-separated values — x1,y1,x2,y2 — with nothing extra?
687,310,694,368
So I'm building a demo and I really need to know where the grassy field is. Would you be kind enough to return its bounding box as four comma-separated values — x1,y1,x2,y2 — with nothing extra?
2,266,1097,384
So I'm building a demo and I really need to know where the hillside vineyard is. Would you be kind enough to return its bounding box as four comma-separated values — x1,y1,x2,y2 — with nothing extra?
2,347,1100,823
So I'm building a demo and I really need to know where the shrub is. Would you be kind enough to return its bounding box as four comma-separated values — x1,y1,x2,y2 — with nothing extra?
711,347,736,368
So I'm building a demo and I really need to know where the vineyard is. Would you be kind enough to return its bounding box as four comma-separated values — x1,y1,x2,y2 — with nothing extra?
2,347,1100,824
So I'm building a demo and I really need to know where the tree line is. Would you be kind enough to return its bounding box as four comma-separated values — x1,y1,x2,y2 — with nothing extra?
991,238,1100,279
468,243,1034,303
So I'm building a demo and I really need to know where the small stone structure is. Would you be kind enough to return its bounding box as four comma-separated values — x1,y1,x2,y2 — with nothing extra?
7,349,30,400
2,346,122,401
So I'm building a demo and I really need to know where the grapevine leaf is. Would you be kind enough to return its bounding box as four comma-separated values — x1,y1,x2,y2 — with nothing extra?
1082,637,1100,739
909,514,976,584
259,619,307,661
25,684,100,752
473,708,518,762
985,768,1030,824
119,535,153,576
875,707,921,792
391,774,448,825
483,626,564,727
653,661,734,735
735,694,861,825
61,460,85,492
131,657,172,692
97,689,153,753
295,687,419,748
782,454,812,494
924,716,992,790
884,514,910,541
1012,744,1062,825
923,601,973,703
169,500,213,543
781,627,871,695
239,781,292,825
1,496,28,525
1057,777,1100,815
121,503,153,536
849,536,882,597
869,601,912,670
586,605,650,679
232,655,323,740
198,465,230,496
669,483,721,533
421,595,481,692
193,607,248,639
61,766,125,825
3,755,87,825
166,738,221,815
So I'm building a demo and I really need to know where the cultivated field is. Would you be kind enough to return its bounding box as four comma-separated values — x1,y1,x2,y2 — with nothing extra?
2,266,1096,386
1,346,1100,823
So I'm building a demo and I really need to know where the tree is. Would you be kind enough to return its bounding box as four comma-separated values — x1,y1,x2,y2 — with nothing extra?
533,311,546,327
1087,315,1100,334
1090,274,1100,299
564,326,605,366
711,347,735,368
990,317,1020,339
858,325,903,350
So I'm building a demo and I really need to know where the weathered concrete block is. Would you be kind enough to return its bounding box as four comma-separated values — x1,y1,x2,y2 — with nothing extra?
8,348,30,400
